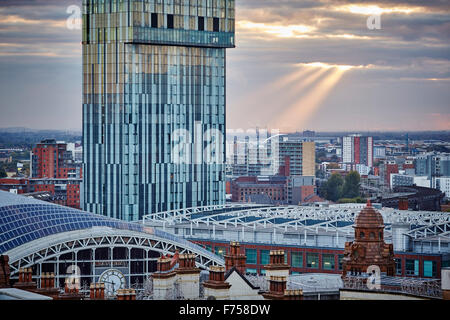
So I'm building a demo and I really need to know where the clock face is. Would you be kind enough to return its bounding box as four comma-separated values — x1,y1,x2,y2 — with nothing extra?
99,269,126,297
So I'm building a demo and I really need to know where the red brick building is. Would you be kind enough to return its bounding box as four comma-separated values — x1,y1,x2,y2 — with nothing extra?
31,139,82,179
231,176,287,203
193,240,442,279
0,177,82,209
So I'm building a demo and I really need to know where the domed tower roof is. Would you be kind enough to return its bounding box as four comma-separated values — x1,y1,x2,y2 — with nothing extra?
354,200,384,228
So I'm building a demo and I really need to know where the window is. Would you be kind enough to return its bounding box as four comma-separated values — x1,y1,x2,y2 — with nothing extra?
395,258,402,275
246,249,257,265
360,232,365,239
291,252,303,268
260,250,269,265
198,16,204,31
213,17,219,32
167,14,174,29
405,259,419,276
369,232,375,239
423,260,437,278
215,246,226,258
151,13,158,28
338,254,344,270
322,254,335,270
306,253,319,268
246,268,257,275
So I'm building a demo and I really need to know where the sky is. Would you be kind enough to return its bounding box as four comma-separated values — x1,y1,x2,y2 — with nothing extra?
0,0,449,132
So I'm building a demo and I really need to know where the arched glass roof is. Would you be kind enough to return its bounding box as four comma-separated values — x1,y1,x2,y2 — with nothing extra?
0,191,215,260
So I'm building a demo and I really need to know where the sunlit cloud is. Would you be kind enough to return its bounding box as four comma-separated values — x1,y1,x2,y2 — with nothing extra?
0,14,68,28
334,5,424,15
237,21,316,38
296,62,369,71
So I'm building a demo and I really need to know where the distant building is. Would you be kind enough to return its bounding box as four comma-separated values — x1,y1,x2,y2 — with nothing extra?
414,153,450,179
376,185,444,211
288,176,319,205
390,173,414,189
302,130,315,138
342,134,373,168
374,146,386,159
0,151,12,164
31,139,82,179
0,177,82,209
434,177,450,199
380,160,399,187
231,176,288,204
278,139,315,177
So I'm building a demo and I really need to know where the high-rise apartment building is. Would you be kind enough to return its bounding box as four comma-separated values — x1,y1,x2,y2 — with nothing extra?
31,139,82,179
82,0,235,221
278,139,315,177
342,134,373,167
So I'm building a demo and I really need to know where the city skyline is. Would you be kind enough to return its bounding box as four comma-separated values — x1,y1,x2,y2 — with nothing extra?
0,0,449,132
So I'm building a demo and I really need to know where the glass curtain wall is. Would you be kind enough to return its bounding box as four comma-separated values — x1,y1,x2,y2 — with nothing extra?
82,0,235,220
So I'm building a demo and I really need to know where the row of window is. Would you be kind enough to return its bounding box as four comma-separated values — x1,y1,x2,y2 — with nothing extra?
208,246,439,277
395,258,437,278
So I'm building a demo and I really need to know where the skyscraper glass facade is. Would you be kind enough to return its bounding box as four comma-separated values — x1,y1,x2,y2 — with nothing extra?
82,0,235,221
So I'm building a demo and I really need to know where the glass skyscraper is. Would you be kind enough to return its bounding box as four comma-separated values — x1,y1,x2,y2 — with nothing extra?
82,0,235,221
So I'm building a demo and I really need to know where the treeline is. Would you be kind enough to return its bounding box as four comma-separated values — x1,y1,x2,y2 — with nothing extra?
0,131,81,149
319,171,364,203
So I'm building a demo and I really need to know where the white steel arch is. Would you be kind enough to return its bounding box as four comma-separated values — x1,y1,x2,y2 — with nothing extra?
143,205,450,237
6,227,225,276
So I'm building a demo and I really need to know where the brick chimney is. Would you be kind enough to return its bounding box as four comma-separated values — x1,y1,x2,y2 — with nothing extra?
57,276,83,300
176,253,201,300
35,272,59,299
0,255,10,288
283,289,303,300
13,268,37,291
264,250,290,279
89,283,106,300
262,276,288,300
224,242,246,274
203,266,232,300
117,289,136,301
152,254,177,300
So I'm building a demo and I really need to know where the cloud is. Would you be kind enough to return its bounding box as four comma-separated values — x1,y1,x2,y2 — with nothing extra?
0,0,448,131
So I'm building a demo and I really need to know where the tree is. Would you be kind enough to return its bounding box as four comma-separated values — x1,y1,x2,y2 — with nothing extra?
342,171,361,199
0,166,7,178
325,173,344,202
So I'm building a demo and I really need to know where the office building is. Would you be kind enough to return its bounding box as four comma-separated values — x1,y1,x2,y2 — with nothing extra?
82,0,235,220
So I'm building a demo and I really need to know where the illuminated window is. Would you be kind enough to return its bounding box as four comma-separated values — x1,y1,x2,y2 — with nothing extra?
306,253,319,269
214,246,226,258
322,254,335,270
